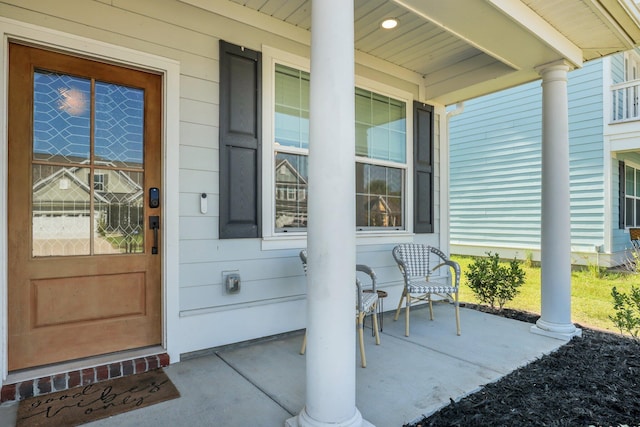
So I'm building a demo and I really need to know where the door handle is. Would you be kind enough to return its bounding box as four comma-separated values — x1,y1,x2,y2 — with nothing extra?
149,216,159,255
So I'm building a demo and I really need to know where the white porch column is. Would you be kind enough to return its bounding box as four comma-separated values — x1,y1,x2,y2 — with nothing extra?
286,0,371,426
531,60,581,340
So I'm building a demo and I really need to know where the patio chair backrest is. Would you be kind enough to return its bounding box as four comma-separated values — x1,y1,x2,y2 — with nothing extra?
392,243,433,278
393,243,452,280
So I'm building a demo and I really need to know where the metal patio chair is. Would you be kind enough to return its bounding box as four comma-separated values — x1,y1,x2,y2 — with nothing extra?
299,249,381,368
392,243,461,337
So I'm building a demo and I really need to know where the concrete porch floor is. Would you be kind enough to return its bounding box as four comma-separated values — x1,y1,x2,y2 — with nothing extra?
0,304,565,426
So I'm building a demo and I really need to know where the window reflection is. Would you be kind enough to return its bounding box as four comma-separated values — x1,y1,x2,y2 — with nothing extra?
32,165,91,256
356,163,403,228
32,70,146,256
33,71,91,162
275,153,308,230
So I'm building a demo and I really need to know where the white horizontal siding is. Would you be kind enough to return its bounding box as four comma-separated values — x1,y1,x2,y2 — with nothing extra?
450,59,605,256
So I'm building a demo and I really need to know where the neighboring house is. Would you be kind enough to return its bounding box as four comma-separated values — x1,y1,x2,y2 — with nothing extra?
32,159,144,255
1,1,639,426
450,49,640,267
275,157,308,229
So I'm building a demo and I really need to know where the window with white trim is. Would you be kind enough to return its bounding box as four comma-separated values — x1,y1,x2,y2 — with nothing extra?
272,63,408,233
625,163,640,227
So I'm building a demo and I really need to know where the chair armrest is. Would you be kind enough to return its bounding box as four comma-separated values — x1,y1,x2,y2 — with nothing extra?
355,277,363,309
432,260,461,288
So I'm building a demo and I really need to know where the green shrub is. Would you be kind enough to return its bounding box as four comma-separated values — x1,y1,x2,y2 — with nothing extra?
465,252,525,310
610,285,640,340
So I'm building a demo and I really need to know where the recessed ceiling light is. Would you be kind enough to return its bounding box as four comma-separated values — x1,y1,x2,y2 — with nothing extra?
381,18,398,29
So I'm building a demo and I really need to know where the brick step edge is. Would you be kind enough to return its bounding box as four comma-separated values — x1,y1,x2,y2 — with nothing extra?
0,353,170,403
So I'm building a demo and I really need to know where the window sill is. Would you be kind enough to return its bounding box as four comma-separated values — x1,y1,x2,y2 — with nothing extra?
261,230,415,251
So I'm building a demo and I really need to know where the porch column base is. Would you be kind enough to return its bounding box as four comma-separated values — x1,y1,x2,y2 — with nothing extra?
285,407,374,427
531,319,582,341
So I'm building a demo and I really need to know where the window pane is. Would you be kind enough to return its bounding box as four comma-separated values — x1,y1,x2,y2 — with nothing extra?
356,163,404,228
636,170,640,197
33,165,91,256
626,197,634,227
626,166,635,196
94,170,144,254
636,199,640,227
275,153,308,230
354,88,406,163
355,88,372,123
388,99,406,132
389,130,405,163
371,126,389,159
33,71,91,163
275,64,309,149
95,82,144,168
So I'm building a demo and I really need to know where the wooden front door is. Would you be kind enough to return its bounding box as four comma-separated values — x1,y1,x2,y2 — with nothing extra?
7,43,162,371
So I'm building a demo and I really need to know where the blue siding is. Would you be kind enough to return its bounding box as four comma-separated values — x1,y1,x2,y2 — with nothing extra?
450,59,605,252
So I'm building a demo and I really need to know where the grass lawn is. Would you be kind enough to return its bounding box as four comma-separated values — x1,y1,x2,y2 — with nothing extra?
452,254,640,333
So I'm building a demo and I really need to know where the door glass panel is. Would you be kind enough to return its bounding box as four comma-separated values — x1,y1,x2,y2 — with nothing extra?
33,71,91,163
94,170,144,254
95,82,144,168
32,165,91,256
32,71,147,257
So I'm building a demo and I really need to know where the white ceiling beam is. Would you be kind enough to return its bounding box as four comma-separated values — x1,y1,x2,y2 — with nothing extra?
487,0,583,66
391,0,583,70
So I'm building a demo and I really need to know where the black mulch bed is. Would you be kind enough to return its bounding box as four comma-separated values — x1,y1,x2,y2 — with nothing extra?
406,303,640,427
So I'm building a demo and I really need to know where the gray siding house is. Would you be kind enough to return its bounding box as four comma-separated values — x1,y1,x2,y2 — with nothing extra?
450,49,640,267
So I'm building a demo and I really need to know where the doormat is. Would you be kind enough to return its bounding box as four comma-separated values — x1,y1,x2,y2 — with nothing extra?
16,369,180,427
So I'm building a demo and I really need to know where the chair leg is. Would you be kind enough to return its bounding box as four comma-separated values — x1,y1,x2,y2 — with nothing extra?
428,293,434,321
405,294,411,337
394,288,407,321
455,291,461,336
371,303,380,345
300,331,307,355
393,288,407,321
357,313,367,368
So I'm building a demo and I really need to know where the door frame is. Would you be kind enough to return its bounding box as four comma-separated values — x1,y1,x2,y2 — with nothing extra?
0,17,181,381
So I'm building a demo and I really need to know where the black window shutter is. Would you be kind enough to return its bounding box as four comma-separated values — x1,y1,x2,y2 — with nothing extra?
219,40,262,239
619,160,626,229
413,101,434,233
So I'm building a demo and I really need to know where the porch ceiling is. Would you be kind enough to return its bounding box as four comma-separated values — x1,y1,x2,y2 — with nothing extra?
223,0,640,105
